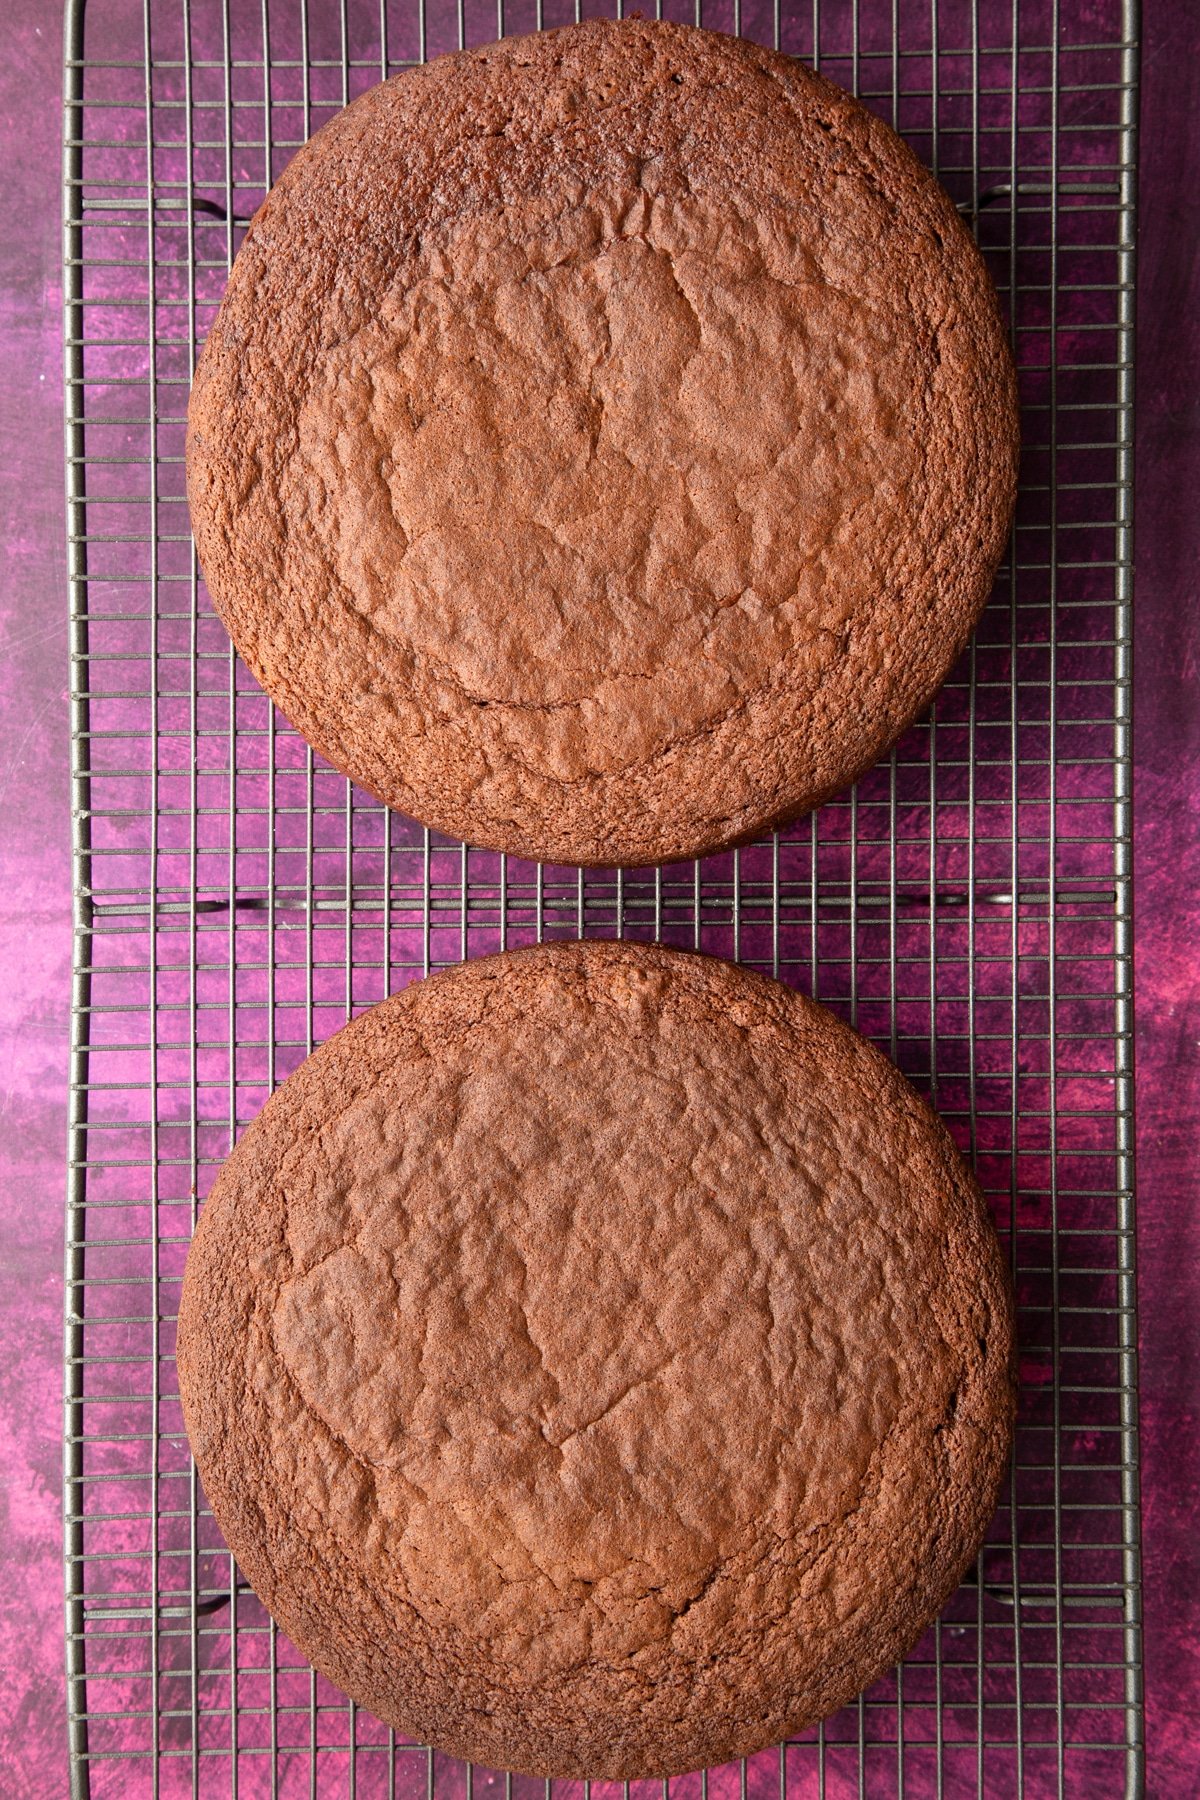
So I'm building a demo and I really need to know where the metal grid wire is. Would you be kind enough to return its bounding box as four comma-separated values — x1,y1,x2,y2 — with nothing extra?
62,0,1142,1793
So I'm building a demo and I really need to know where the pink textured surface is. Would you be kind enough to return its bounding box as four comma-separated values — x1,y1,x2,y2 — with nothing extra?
1130,4,1200,1790
0,6,73,1796
0,1,1195,1797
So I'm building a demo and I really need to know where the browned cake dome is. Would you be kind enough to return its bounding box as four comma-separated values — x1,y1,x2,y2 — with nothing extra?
178,940,1015,1778
186,18,1018,868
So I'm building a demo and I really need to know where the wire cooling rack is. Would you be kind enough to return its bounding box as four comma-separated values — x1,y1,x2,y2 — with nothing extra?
62,0,1142,1793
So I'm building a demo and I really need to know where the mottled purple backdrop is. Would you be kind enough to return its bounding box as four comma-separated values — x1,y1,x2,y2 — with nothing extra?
0,0,1196,1795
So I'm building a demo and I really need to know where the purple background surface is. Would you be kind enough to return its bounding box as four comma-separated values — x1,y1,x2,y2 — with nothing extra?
0,0,1196,1794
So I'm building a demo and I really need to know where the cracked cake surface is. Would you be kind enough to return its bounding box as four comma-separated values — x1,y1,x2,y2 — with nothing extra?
186,17,1018,866
178,941,1015,1777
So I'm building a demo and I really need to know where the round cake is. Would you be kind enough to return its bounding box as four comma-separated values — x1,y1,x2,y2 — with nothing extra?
178,940,1015,1777
187,19,1018,867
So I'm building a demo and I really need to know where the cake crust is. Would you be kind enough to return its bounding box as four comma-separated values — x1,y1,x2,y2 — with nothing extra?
178,941,1015,1778
187,18,1018,866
